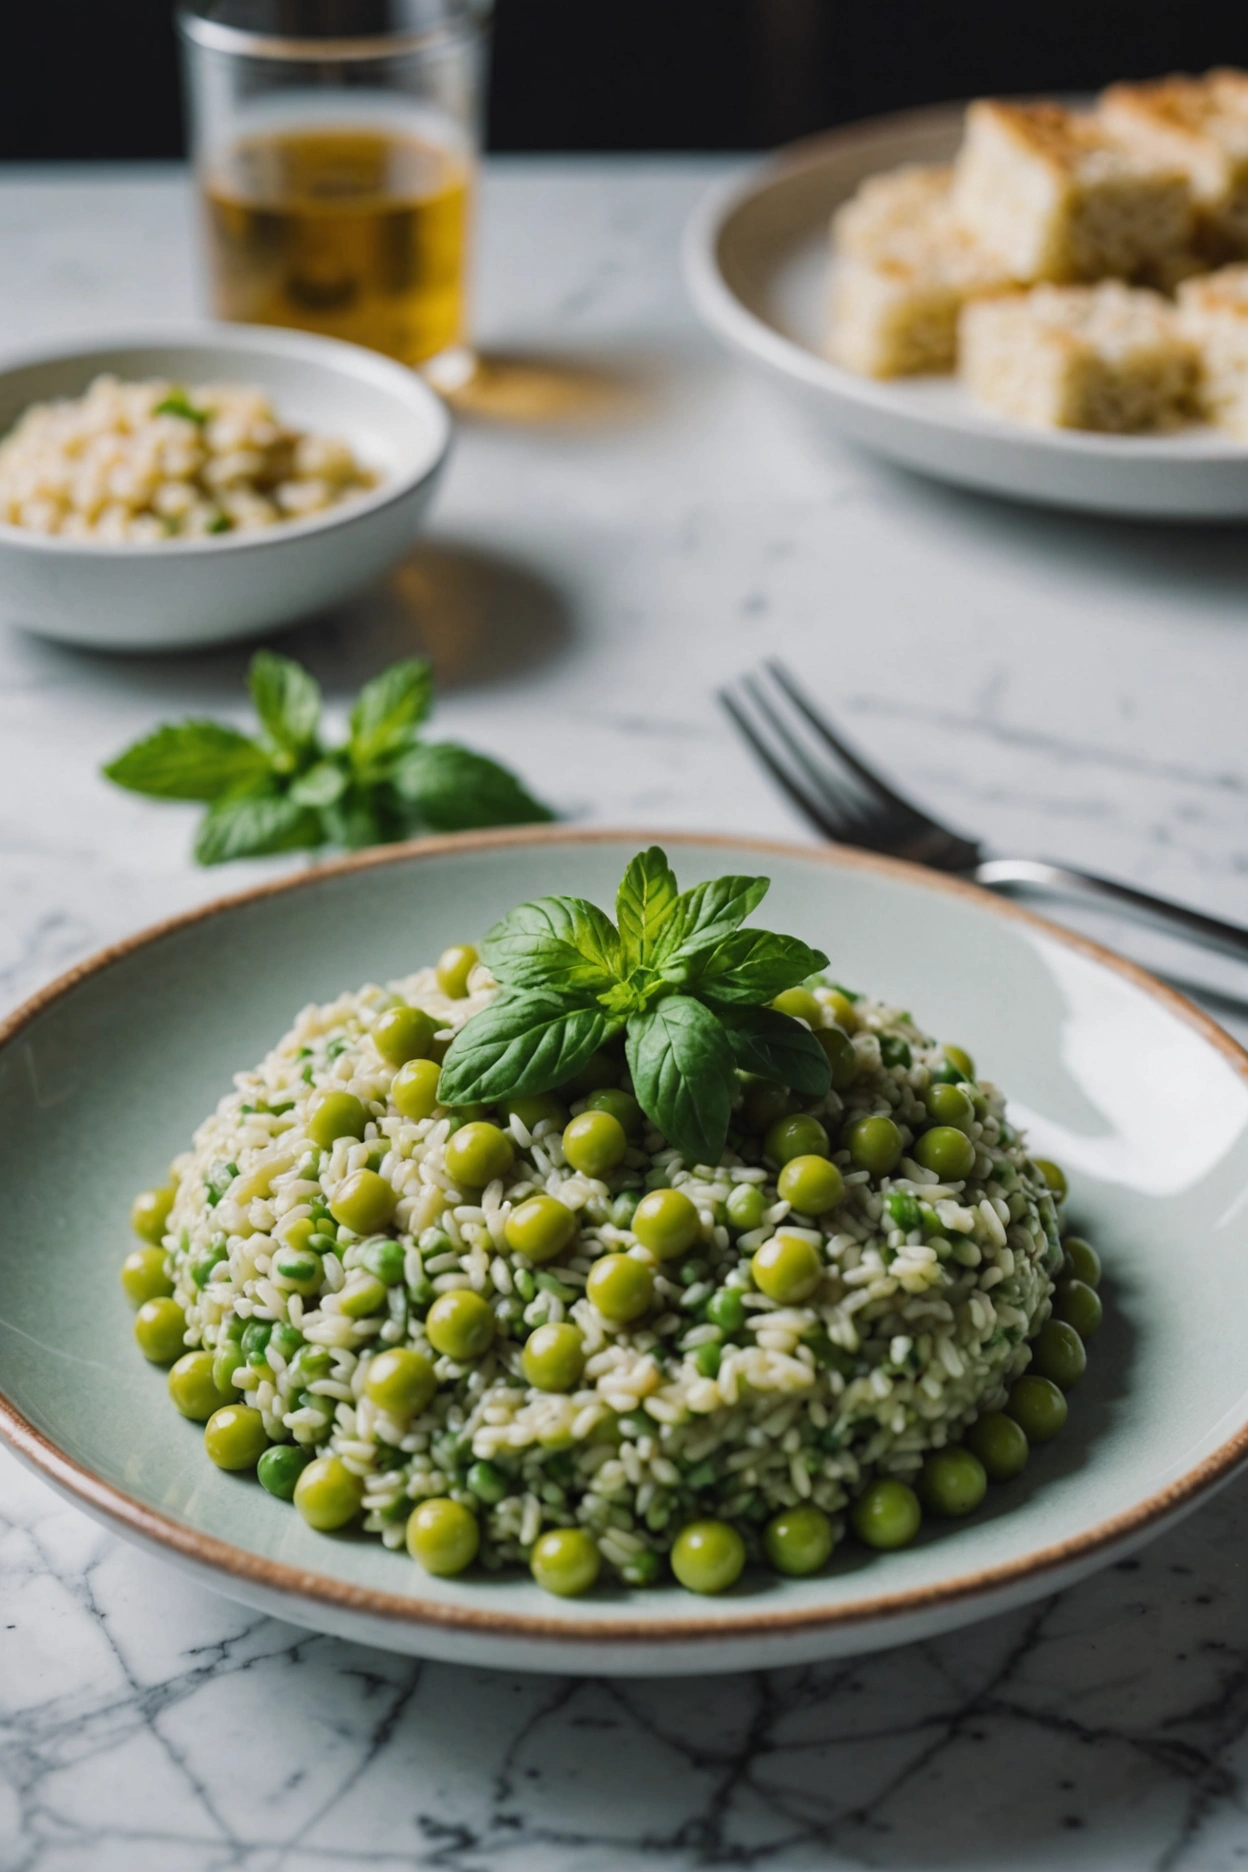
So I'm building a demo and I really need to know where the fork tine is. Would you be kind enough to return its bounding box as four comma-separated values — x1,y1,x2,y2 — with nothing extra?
719,685,846,841
739,673,889,840
764,659,944,834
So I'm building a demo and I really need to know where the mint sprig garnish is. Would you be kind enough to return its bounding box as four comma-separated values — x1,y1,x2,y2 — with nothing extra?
439,847,831,1166
103,651,553,865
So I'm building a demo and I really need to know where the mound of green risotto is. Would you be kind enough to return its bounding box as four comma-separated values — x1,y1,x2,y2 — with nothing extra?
123,850,1102,1596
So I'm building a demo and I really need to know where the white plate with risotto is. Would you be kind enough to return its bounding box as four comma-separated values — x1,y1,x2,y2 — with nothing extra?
0,325,451,649
1,828,1247,1676
683,104,1248,519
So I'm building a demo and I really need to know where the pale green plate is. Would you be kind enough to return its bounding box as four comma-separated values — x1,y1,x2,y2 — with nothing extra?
2,830,1247,1676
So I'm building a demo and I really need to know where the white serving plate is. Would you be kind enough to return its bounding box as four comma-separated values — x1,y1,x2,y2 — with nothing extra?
0,325,451,649
2,829,1247,1675
683,104,1248,519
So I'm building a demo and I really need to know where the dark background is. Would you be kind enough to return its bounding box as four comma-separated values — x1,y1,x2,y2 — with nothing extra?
4,0,1248,161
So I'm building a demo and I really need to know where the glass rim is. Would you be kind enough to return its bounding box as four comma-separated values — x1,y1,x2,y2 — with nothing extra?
175,3,487,62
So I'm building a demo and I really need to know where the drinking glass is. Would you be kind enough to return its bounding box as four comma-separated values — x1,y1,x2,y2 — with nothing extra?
177,0,490,388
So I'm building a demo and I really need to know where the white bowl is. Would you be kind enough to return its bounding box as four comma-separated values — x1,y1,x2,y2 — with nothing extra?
0,325,452,650
683,105,1248,520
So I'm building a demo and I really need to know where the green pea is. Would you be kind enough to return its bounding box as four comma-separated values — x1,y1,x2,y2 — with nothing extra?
752,1232,823,1303
467,1459,509,1504
705,1288,746,1333
1007,1374,1068,1443
436,944,479,999
134,1297,186,1364
392,1058,442,1122
965,1410,1029,1481
884,1190,921,1232
671,1519,746,1594
825,989,859,1030
406,1496,480,1573
1055,1278,1102,1340
817,1026,859,1090
924,1082,975,1132
190,1242,229,1289
741,1079,793,1135
329,1168,397,1235
719,1184,762,1233
771,987,822,1024
445,1121,513,1191
131,1184,176,1245
167,1350,234,1422
272,1245,323,1293
426,1289,495,1361
777,1154,845,1216
918,1446,987,1517
587,1252,654,1323
1062,1236,1102,1288
943,1045,976,1080
365,1346,437,1417
764,1504,835,1576
120,1246,173,1306
257,1443,311,1502
504,1194,578,1263
241,1318,273,1363
501,1093,568,1132
522,1322,586,1392
844,1114,904,1177
211,1344,243,1397
850,1478,922,1549
632,1188,700,1261
913,1126,976,1181
294,1455,364,1529
307,1089,368,1149
288,1343,333,1387
204,1403,268,1471
1033,1158,1068,1201
530,1526,601,1596
340,1274,388,1319
584,1088,643,1137
373,1004,437,1066
764,1113,830,1167
562,1110,628,1178
611,1189,642,1229
691,1341,721,1378
359,1237,406,1285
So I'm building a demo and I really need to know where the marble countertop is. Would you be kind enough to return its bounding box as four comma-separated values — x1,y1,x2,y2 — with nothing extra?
2,157,1247,1870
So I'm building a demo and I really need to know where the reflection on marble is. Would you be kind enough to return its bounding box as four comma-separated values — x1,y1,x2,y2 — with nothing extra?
1,157,1248,1868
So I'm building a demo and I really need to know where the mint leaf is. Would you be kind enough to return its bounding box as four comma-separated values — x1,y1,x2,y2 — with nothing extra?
656,874,770,970
625,996,737,1167
686,929,830,1005
390,741,553,831
289,758,347,808
616,846,680,970
154,390,207,424
348,658,433,773
438,991,613,1104
193,792,323,865
717,1006,832,1096
249,651,321,755
104,722,271,802
481,896,623,995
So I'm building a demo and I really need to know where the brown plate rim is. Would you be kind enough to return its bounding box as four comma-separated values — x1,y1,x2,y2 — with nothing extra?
2,825,1246,1646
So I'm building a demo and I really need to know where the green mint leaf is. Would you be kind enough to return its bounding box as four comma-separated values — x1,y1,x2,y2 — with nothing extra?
103,722,271,802
716,1006,832,1097
348,658,434,773
625,996,737,1167
153,390,208,424
656,874,770,970
438,991,613,1104
249,651,322,755
685,929,830,1006
390,740,553,831
481,896,623,995
289,758,347,808
616,846,680,970
193,792,323,865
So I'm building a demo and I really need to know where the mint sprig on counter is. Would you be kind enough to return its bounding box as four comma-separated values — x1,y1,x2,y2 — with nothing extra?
439,847,832,1166
103,651,553,865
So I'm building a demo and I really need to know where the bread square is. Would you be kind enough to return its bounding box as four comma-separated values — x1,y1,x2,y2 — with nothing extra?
829,165,1014,376
1101,69,1248,261
959,282,1198,430
1178,264,1248,433
951,100,1194,284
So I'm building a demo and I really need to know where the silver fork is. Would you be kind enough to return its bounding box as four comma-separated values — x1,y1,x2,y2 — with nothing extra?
720,661,1248,964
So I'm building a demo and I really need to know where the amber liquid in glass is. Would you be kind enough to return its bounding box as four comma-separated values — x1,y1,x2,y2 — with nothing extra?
203,127,470,368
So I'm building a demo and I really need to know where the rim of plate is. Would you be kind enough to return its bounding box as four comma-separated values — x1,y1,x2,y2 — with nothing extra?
682,101,1248,464
2,825,1247,1646
0,324,453,556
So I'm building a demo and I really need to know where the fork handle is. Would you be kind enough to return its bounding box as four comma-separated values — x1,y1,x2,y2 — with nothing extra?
972,858,1248,963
